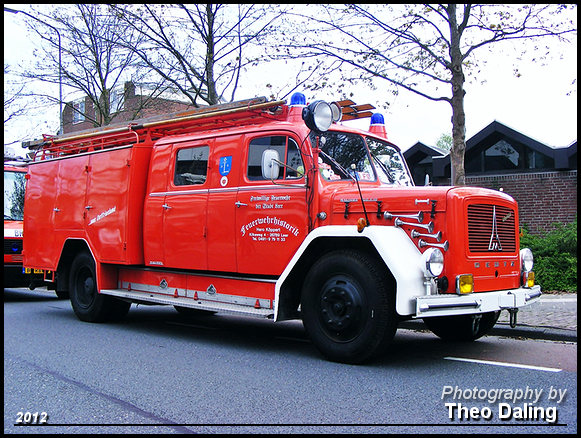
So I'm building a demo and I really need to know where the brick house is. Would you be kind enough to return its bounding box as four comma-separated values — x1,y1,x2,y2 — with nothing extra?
404,120,577,234
62,82,195,134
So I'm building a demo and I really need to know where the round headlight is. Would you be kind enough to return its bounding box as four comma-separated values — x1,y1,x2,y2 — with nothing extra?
421,247,444,278
302,100,333,133
520,248,534,272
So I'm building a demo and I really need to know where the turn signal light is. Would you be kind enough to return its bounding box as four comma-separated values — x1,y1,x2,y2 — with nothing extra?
522,271,535,288
456,274,474,295
357,217,368,233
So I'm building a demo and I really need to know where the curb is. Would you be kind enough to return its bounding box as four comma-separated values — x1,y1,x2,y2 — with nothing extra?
490,322,577,342
399,320,577,343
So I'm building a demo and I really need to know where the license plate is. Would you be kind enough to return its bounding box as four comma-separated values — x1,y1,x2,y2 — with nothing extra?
23,268,44,274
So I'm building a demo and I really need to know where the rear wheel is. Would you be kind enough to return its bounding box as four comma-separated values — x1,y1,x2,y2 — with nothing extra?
423,311,500,342
301,250,397,364
69,251,130,322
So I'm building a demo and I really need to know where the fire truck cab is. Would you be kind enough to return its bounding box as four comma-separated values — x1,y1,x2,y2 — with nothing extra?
4,164,28,287
4,162,49,289
23,93,541,363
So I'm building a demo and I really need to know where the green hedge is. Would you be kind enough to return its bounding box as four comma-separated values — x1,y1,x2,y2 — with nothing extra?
519,217,577,293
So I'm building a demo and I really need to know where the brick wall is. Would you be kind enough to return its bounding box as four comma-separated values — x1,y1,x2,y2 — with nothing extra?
62,84,194,134
465,171,577,235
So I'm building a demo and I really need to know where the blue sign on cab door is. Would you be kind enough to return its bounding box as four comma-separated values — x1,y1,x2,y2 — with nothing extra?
220,156,232,176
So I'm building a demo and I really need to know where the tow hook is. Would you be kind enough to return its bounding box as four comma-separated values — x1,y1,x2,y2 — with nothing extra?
508,308,518,328
471,314,482,335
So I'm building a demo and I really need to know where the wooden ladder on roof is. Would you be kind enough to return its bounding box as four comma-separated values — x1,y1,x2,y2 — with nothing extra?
25,97,286,160
333,100,376,121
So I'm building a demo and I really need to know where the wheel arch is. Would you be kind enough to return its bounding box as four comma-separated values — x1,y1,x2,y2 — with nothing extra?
275,227,401,322
56,239,118,294
56,239,91,294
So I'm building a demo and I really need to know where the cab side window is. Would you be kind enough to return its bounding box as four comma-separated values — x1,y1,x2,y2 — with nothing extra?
174,146,210,186
247,136,304,181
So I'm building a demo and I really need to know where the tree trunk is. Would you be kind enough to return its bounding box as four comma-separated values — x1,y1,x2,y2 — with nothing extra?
205,5,219,105
450,69,466,187
447,5,467,187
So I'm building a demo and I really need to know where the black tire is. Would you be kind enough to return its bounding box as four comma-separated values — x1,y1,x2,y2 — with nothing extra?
423,311,500,342
69,251,130,322
55,290,70,299
301,250,397,364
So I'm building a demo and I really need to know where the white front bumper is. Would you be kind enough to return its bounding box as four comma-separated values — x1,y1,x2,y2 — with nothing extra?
415,285,542,318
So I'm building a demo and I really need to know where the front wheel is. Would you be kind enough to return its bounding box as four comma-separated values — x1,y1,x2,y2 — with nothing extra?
423,311,500,342
69,251,130,322
301,250,397,364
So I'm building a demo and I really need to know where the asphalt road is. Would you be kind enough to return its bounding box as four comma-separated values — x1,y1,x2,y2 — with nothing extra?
4,288,577,434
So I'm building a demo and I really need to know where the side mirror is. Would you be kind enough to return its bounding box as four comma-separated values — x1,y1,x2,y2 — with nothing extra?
261,149,280,180
424,173,431,186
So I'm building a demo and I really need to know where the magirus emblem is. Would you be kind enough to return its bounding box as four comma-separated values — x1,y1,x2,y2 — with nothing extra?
488,206,503,251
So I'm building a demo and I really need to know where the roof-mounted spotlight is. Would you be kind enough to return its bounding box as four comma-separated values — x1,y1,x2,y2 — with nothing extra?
302,100,333,133
330,101,342,123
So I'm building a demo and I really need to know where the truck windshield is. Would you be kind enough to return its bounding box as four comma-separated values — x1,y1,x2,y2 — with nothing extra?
366,137,413,186
310,132,376,182
4,170,26,221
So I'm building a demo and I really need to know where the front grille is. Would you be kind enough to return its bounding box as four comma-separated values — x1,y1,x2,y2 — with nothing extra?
4,239,23,255
467,204,516,253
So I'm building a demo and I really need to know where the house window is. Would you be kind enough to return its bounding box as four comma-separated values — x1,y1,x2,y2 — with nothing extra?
526,149,554,169
73,99,85,124
110,89,124,113
484,140,520,171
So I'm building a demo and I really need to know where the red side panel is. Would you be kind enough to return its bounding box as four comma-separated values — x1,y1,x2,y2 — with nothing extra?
24,144,152,270
24,161,59,270
85,148,131,262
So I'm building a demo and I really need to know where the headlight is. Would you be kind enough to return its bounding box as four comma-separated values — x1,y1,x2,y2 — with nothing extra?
420,247,444,278
520,248,534,272
302,100,333,133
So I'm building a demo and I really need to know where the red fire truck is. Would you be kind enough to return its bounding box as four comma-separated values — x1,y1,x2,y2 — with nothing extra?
22,93,540,363
4,164,28,287
4,162,49,290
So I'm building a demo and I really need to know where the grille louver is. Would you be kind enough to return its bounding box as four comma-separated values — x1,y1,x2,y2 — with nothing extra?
467,204,516,253
4,239,23,255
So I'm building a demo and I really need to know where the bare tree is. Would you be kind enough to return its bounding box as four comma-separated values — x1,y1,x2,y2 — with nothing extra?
4,62,58,145
109,4,287,106
276,4,577,185
12,4,165,130
5,3,310,140
4,65,27,126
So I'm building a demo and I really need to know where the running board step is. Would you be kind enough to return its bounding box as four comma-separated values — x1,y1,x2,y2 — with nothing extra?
100,289,274,318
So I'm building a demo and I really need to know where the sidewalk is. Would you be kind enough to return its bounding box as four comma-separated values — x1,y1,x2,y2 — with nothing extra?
400,293,577,342
493,292,577,342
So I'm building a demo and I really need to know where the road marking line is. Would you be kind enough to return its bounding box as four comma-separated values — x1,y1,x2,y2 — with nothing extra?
444,356,562,372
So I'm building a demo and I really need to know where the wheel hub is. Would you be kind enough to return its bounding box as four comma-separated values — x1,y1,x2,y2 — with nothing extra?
76,268,95,308
318,278,364,341
83,277,94,294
